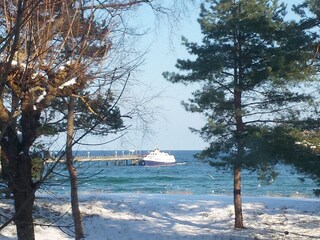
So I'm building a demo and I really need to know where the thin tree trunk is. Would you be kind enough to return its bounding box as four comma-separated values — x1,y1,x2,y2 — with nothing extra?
233,165,244,228
234,87,245,229
66,96,84,240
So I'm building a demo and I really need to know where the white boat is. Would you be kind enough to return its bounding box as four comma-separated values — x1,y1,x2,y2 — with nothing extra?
139,148,176,166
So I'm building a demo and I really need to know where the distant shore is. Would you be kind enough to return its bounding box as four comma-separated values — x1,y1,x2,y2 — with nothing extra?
1,193,319,240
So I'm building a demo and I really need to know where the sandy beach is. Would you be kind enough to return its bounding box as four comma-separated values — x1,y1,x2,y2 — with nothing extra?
0,193,319,240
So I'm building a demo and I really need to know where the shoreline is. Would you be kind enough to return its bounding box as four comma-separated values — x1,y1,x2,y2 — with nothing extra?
3,191,320,203
35,190,320,201
1,193,319,240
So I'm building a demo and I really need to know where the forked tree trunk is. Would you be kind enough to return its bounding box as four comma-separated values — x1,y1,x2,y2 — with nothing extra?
14,108,41,240
66,96,84,239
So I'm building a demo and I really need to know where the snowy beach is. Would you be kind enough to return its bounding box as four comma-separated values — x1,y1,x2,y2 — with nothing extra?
1,193,319,240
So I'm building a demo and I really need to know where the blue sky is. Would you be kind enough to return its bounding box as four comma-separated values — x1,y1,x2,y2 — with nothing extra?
71,2,206,151
130,4,205,150
72,0,303,152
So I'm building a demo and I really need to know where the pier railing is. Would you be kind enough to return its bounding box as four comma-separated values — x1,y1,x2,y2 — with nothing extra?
45,154,144,166
74,155,142,161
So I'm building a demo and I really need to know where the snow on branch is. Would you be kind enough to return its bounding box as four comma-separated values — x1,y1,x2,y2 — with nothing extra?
59,78,77,89
80,0,151,11
32,69,48,79
36,91,47,103
11,60,27,69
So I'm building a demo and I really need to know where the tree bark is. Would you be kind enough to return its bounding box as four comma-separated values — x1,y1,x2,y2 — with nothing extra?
66,96,84,240
2,125,36,240
13,157,35,240
233,165,244,228
0,147,12,198
234,88,245,229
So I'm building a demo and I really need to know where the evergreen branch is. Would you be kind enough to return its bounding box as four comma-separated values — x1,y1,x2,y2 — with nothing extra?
243,95,311,107
243,119,314,125
243,107,292,118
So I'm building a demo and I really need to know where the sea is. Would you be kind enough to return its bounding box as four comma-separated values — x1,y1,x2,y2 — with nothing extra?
40,150,319,199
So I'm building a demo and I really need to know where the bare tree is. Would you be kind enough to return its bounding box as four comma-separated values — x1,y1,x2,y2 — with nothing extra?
0,0,195,239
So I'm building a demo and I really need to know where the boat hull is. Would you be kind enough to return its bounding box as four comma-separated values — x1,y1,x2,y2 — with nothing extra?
138,160,175,166
140,148,176,166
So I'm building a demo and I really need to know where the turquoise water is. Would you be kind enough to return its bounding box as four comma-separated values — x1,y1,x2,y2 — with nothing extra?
40,150,319,198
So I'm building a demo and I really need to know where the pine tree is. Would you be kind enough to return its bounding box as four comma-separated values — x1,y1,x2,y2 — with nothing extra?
276,0,320,196
164,0,316,228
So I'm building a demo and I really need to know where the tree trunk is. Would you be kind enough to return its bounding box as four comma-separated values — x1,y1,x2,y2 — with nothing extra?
233,165,244,228
0,147,12,198
2,126,36,240
13,166,35,240
234,88,245,229
66,96,84,240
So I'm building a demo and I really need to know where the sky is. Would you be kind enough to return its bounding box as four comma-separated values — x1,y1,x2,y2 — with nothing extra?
72,2,206,151
68,0,303,152
125,3,206,151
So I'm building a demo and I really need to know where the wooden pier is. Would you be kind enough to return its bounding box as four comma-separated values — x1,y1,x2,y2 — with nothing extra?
74,155,142,162
75,155,143,166
46,154,144,166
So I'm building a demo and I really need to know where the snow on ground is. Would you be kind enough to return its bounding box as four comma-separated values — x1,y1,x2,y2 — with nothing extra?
0,193,319,240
